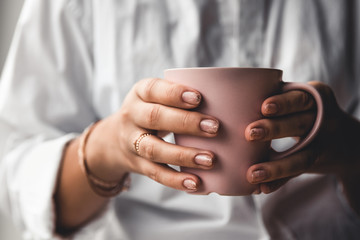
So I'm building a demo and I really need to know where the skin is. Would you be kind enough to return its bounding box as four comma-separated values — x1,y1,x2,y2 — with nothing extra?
245,81,360,215
55,79,360,234
55,78,218,233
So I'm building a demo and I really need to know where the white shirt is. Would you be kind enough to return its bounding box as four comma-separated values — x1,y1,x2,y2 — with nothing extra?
0,0,360,239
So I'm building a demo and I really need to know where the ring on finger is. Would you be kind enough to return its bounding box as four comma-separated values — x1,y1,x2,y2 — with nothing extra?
134,133,152,155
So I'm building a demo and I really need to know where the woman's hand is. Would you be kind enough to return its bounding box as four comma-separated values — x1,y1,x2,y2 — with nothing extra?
56,78,219,232
85,78,219,192
245,81,360,197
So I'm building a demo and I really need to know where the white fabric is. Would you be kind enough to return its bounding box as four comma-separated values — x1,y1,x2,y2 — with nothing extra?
0,0,360,239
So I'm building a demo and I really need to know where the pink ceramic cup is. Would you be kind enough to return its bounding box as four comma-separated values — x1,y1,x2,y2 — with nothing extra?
165,67,323,196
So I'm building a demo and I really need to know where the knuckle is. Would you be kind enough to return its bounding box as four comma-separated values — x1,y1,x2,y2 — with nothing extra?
147,167,160,182
299,91,313,109
119,106,132,122
284,97,293,112
165,83,179,99
145,104,161,128
181,111,193,129
296,113,315,135
322,85,337,104
296,119,308,133
174,150,188,167
143,140,155,161
142,78,159,100
133,80,142,92
288,159,304,174
323,85,333,96
272,164,284,179
271,122,281,138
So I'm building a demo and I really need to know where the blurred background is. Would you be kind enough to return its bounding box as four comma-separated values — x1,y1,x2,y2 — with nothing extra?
0,0,23,69
0,0,24,239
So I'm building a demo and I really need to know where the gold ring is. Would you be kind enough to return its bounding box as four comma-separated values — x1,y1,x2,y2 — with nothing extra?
134,133,152,155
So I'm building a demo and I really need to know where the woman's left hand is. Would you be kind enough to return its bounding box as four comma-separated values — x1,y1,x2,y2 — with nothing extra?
245,81,360,195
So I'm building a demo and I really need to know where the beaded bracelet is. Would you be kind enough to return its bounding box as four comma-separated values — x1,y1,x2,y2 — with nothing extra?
78,122,130,197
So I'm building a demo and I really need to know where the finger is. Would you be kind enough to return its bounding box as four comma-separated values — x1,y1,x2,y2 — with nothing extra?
246,150,315,184
245,111,316,141
134,157,201,192
135,78,202,108
262,90,316,117
133,102,219,136
134,133,214,169
259,177,292,194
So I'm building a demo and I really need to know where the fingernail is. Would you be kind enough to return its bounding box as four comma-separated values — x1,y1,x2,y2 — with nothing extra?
200,119,219,134
194,154,213,167
183,179,197,190
264,103,278,115
249,128,265,140
252,169,268,182
182,91,201,105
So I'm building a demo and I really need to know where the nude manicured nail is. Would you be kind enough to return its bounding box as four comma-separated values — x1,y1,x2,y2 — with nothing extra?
200,119,219,134
252,169,268,182
183,179,197,190
249,128,265,140
264,103,278,115
195,154,213,167
182,91,201,105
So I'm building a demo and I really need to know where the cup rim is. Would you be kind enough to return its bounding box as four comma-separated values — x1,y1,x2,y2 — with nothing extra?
164,67,282,73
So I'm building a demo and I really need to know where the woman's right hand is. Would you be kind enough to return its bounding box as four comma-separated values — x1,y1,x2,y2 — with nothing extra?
85,78,219,192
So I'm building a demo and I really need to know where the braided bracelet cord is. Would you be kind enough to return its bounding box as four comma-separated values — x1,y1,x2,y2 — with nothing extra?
78,122,130,197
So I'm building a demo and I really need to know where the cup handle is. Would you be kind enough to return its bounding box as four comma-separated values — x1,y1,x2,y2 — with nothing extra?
270,82,324,160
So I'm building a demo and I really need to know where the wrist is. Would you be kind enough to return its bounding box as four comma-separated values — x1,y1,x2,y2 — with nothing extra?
79,121,130,197
85,120,128,182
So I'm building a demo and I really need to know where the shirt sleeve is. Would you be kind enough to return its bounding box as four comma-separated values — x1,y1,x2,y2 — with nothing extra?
0,0,95,238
